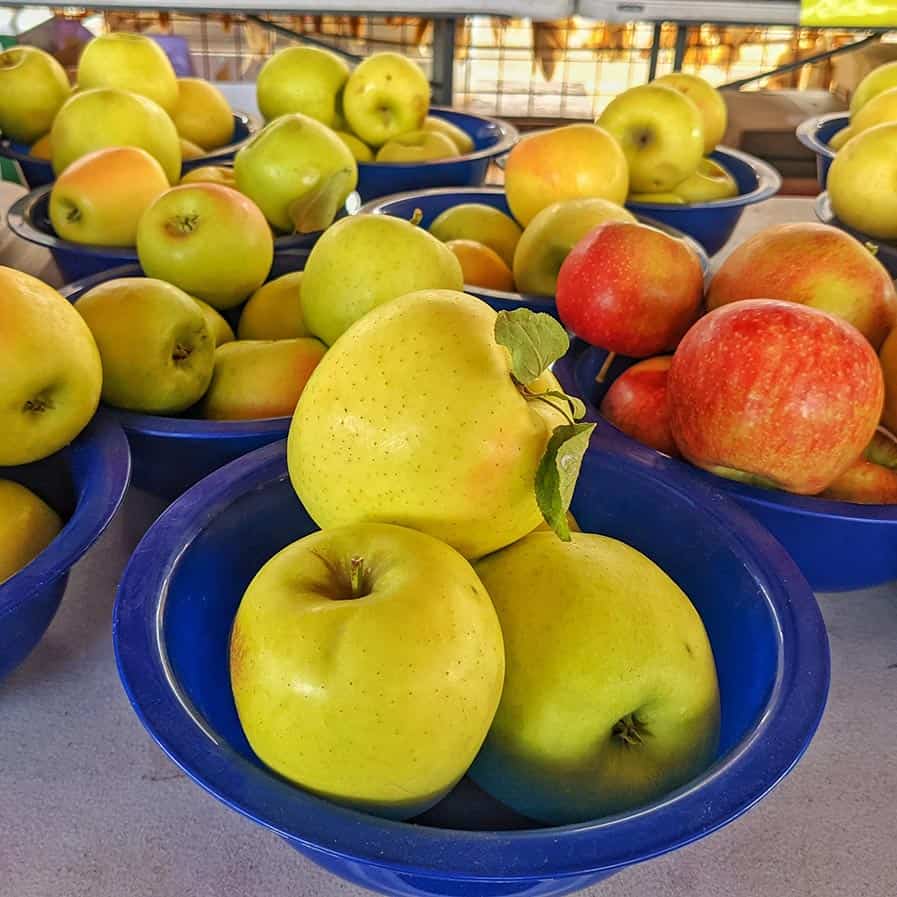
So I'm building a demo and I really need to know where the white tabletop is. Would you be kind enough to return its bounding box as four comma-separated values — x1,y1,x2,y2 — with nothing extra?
2,198,897,897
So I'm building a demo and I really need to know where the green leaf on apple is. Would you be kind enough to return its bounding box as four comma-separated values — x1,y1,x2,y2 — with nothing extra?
538,389,587,422
288,168,355,234
495,309,570,386
535,422,595,541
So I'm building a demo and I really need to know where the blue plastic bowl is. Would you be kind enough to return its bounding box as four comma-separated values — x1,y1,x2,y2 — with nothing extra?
0,412,130,679
624,147,782,256
814,190,897,278
0,111,256,190
555,342,897,592
7,184,334,283
795,112,848,191
113,437,828,897
359,187,711,320
59,251,309,499
355,107,517,203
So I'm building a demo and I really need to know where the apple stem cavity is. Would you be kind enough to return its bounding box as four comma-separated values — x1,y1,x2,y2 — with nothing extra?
612,713,645,746
172,343,193,362
595,352,616,384
23,394,53,413
166,214,200,237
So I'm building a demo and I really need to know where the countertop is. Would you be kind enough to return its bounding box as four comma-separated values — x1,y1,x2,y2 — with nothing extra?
2,198,896,897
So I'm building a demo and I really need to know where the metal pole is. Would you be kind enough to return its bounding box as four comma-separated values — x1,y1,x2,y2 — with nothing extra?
672,23,688,72
431,16,456,106
647,22,663,81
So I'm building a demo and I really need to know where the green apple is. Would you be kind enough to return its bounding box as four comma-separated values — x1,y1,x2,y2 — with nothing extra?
171,77,234,150
851,60,897,115
230,521,505,819
823,429,897,503
179,165,237,188
256,45,349,126
828,122,897,240
628,191,686,204
75,277,214,414
851,85,897,136
343,51,430,147
300,214,463,345
76,32,178,113
598,84,704,192
0,480,62,585
671,157,738,203
828,126,853,151
193,298,235,346
49,146,170,247
179,137,206,160
237,271,308,340
471,531,720,824
335,130,374,162
288,291,577,558
375,129,459,163
0,266,101,465
513,197,636,296
234,113,358,234
429,203,522,267
0,46,70,144
199,337,326,420
654,72,727,153
423,115,475,154
136,183,274,309
50,87,181,183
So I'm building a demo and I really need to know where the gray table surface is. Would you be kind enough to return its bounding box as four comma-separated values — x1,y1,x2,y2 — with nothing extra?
2,198,897,897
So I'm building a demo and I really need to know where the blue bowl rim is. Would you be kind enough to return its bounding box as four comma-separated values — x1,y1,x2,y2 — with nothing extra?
795,111,849,163
555,341,897,524
113,436,829,881
357,185,712,308
0,410,131,616
624,145,782,212
0,110,257,167
6,183,321,258
355,105,519,169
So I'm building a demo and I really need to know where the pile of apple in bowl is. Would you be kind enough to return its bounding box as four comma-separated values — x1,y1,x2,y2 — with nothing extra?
551,217,897,592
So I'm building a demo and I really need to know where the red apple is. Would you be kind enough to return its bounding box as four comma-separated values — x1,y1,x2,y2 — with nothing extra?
707,223,897,349
599,355,679,457
556,221,704,357
668,299,884,495
823,429,897,503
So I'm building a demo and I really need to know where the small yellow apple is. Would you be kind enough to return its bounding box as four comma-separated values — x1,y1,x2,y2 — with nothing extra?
0,480,62,584
423,115,475,154
193,298,235,346
851,86,897,136
179,165,236,188
171,77,234,150
445,239,515,292
179,137,206,160
237,271,308,340
429,203,522,267
828,126,854,151
628,191,687,204
851,60,897,115
29,132,52,159
671,157,738,203
654,72,727,152
375,130,459,163
335,130,374,162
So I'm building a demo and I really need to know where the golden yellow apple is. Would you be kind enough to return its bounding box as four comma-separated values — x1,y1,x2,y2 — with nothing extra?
171,77,234,150
0,480,62,584
654,72,727,152
237,271,308,340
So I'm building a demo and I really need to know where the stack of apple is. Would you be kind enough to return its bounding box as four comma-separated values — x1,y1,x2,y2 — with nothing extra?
0,266,104,585
556,217,897,504
256,45,473,164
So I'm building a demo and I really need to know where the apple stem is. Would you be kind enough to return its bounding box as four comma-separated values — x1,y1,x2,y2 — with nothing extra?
596,352,616,384
349,556,366,599
410,208,423,227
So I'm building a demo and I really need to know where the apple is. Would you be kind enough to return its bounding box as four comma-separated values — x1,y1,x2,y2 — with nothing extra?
179,165,237,188
671,157,738,203
137,183,273,310
707,222,897,349
823,429,897,503
29,132,52,159
0,46,70,144
828,126,853,151
171,77,234,150
429,203,522,267
49,146,169,247
193,298,234,346
335,130,374,162
0,480,62,585
51,87,181,183
198,338,326,420
878,326,897,433
76,277,214,414
851,85,897,137
627,191,686,204
237,271,308,340
234,113,357,234
850,60,897,114
513,197,636,297
76,32,178,113
300,214,463,345
288,291,577,558
668,300,884,494
556,221,704,357
598,84,704,192
375,129,459,163
654,72,727,152
599,356,679,457
828,122,897,240
230,521,504,820
471,530,719,824
343,52,430,147
504,123,629,226
445,239,515,291
0,267,101,465
179,137,206,160
423,115,474,154
255,45,349,127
